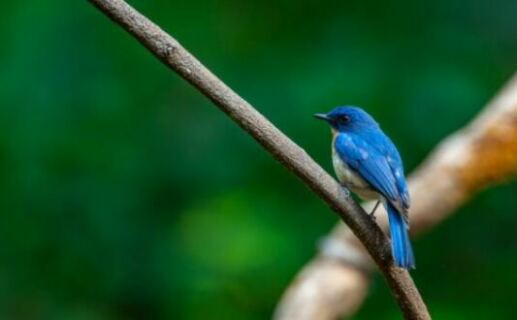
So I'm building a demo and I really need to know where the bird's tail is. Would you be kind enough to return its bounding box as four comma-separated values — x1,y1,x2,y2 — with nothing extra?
386,202,415,269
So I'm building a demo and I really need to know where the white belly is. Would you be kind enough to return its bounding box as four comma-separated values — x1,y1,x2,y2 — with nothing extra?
332,147,380,200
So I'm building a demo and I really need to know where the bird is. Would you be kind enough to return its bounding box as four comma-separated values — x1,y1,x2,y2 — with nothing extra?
314,106,415,269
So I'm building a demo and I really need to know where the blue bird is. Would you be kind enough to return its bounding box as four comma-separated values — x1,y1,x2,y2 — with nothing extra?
314,106,415,269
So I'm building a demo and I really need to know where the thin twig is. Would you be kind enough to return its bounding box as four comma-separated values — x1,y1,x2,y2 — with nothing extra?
87,0,430,318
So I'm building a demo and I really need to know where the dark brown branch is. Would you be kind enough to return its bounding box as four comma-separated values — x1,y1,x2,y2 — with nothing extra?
87,0,430,318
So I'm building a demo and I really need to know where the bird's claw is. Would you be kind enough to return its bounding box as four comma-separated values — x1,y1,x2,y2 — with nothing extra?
341,186,351,198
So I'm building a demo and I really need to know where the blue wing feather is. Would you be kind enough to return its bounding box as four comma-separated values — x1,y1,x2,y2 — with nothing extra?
334,131,408,208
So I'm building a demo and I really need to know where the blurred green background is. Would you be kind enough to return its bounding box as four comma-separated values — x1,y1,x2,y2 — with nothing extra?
0,0,516,319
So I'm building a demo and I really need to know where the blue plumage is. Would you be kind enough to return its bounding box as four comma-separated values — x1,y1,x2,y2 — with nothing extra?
315,106,415,269
387,202,415,268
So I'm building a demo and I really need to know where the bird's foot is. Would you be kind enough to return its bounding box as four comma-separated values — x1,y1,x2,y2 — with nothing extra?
340,186,351,198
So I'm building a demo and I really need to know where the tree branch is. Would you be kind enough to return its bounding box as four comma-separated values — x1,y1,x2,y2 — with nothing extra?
275,72,517,319
87,0,430,318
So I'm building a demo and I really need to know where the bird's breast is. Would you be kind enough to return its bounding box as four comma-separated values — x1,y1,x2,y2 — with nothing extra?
331,140,380,201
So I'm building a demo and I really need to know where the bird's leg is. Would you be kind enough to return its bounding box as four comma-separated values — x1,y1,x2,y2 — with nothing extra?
369,200,381,220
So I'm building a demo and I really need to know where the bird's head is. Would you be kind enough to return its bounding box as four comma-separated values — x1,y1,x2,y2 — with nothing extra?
314,106,379,132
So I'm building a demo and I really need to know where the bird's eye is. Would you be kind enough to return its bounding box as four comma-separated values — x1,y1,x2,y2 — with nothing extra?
337,115,351,124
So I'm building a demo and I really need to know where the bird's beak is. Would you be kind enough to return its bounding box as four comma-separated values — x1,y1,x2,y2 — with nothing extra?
313,113,330,121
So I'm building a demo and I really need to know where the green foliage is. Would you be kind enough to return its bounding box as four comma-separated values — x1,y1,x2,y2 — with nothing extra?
0,0,515,319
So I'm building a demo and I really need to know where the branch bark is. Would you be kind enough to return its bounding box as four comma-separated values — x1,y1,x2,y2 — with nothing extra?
275,73,517,319
88,0,430,318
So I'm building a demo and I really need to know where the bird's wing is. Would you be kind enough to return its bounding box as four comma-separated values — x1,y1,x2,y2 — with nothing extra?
378,136,411,210
357,129,411,211
334,133,402,209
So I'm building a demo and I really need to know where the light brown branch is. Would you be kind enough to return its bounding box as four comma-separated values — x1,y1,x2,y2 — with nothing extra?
87,0,430,318
275,73,517,320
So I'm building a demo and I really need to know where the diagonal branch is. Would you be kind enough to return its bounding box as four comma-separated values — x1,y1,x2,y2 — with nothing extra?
87,0,430,318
